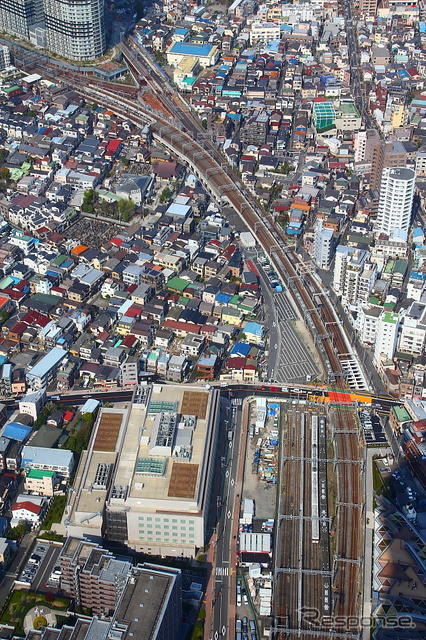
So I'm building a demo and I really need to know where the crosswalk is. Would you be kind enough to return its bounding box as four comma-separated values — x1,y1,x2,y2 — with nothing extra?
215,566,229,576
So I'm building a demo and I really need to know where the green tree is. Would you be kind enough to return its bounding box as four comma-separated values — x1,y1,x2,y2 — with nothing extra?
118,199,136,222
159,187,172,203
0,167,10,181
83,189,95,204
6,522,29,540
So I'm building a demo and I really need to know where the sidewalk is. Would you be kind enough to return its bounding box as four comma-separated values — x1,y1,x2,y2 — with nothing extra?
362,447,392,640
228,399,250,640
204,529,218,640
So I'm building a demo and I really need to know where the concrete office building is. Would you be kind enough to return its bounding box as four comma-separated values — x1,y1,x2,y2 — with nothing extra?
398,301,426,356
43,0,106,61
64,384,220,557
376,167,415,240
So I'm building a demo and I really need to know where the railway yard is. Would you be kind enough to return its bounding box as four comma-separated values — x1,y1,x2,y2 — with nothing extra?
274,404,364,640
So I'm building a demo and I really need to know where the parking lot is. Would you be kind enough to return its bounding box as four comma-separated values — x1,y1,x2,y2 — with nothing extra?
17,542,62,591
235,609,258,640
360,411,387,446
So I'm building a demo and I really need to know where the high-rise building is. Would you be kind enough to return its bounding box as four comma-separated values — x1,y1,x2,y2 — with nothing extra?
60,537,132,615
58,536,182,639
0,0,106,61
354,129,380,165
376,167,415,240
374,311,400,365
371,141,408,191
0,0,42,39
313,220,334,269
43,0,106,61
0,45,11,71
333,246,377,306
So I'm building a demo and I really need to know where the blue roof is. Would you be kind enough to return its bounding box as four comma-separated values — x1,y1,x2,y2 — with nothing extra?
169,42,214,57
1,422,32,442
21,445,73,469
216,292,231,304
412,227,424,238
175,28,189,35
27,347,67,381
231,342,251,357
244,321,263,336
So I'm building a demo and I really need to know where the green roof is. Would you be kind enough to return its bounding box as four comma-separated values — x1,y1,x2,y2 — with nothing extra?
383,301,396,310
394,260,408,274
338,103,360,116
166,276,189,292
368,296,382,305
27,468,55,479
392,406,411,423
52,254,69,267
382,311,398,324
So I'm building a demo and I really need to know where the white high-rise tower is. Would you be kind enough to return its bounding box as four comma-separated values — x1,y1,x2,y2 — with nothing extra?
43,0,106,61
376,167,415,240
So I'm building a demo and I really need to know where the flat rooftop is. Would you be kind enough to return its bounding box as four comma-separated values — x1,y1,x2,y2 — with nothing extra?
66,408,127,525
111,384,213,503
113,565,176,640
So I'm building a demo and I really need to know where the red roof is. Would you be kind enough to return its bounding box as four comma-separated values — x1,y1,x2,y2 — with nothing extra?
122,334,138,348
163,319,201,334
63,410,74,422
124,305,142,318
12,501,42,514
412,419,426,433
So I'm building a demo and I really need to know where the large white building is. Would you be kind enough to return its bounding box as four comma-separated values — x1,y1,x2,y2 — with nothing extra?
356,305,382,346
43,0,106,61
376,167,415,240
0,0,42,39
0,0,105,61
64,385,220,557
374,311,400,365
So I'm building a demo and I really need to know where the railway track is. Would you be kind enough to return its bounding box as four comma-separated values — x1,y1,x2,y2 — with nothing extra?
332,406,364,636
276,411,332,640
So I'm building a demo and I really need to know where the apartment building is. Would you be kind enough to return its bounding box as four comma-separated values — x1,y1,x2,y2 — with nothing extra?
26,346,67,391
60,537,132,615
399,302,426,356
376,167,416,240
374,311,400,364
0,0,105,61
333,246,377,306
